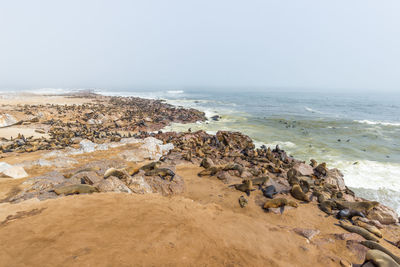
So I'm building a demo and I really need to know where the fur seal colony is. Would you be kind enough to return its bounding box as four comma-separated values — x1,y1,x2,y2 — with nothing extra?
0,92,399,266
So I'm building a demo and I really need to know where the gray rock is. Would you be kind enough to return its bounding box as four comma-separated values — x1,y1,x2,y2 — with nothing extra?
95,176,132,193
293,163,314,176
293,228,320,240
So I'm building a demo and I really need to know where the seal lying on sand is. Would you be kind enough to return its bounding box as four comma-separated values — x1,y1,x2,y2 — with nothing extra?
360,241,400,265
337,221,379,242
263,198,298,214
230,180,255,196
361,249,400,267
262,185,278,199
54,184,98,195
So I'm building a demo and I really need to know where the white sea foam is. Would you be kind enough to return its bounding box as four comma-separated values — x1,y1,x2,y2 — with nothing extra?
331,160,400,213
355,119,400,127
167,90,184,94
304,106,323,114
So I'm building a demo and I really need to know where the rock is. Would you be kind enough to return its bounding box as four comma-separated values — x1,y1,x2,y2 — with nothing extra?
126,171,153,194
368,204,399,225
144,173,184,196
346,240,368,261
216,171,242,184
139,137,174,160
293,228,320,240
0,113,18,127
238,196,248,208
78,172,103,185
325,168,346,191
293,163,314,176
0,165,28,179
95,176,132,193
0,162,12,173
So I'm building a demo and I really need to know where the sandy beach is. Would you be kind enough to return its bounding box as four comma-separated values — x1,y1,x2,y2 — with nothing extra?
0,93,399,267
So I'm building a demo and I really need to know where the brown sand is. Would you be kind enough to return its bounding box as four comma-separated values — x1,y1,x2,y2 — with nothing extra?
1,163,399,266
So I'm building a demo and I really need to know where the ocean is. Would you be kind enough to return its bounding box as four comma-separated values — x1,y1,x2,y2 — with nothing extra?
98,89,400,214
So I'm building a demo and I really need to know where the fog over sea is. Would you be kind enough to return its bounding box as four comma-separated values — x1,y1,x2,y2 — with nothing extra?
97,89,400,213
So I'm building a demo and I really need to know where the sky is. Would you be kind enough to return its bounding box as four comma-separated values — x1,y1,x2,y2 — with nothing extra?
0,0,400,92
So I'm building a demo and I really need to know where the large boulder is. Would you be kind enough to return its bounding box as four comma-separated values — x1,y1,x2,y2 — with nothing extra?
293,163,314,176
144,173,184,196
367,204,399,225
95,176,132,193
325,168,346,191
0,114,18,127
126,171,153,194
0,165,28,179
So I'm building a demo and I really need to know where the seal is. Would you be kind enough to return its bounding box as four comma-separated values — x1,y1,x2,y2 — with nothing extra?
336,209,365,222
251,176,269,186
238,196,248,208
262,185,278,199
290,184,310,202
198,166,220,177
319,200,337,214
355,221,382,238
104,168,130,181
363,249,399,267
360,241,400,265
335,200,379,214
63,166,101,179
145,168,175,181
54,184,98,195
231,180,255,196
140,161,161,171
263,198,298,214
337,221,379,242
312,190,326,203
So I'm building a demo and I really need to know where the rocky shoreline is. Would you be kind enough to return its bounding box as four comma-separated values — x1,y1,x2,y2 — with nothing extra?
0,93,399,267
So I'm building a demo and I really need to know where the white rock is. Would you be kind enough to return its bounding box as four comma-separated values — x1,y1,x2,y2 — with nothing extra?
0,162,12,173
0,166,28,179
0,114,17,128
139,137,174,160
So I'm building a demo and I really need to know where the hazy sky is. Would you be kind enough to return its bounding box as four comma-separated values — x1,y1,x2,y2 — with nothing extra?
1,0,400,92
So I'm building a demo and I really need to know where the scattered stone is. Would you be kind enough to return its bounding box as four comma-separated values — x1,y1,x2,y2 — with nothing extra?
238,196,248,208
293,228,320,240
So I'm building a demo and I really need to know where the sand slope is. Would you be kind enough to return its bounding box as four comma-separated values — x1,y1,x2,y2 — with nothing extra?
0,164,388,267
